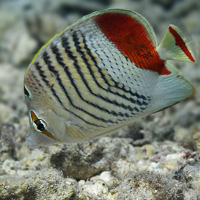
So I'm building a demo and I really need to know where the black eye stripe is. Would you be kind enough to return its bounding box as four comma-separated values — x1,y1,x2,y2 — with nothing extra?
34,118,46,132
24,85,31,98
37,123,45,131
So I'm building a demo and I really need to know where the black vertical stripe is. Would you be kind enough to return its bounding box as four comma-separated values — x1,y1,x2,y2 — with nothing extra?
72,32,128,108
66,32,145,115
43,50,117,124
61,35,146,120
34,61,104,127
51,44,127,121
72,32,135,115
24,85,31,98
81,32,149,107
80,33,150,112
60,37,129,119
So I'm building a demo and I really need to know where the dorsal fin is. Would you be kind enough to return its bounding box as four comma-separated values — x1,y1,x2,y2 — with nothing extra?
94,10,171,75
157,24,196,63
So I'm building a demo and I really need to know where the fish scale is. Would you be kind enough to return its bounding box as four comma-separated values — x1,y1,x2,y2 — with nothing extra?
37,35,139,125
24,9,196,146
63,29,146,115
85,27,150,100
59,38,133,122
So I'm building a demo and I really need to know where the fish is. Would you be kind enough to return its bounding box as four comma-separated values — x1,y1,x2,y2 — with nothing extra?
24,9,196,146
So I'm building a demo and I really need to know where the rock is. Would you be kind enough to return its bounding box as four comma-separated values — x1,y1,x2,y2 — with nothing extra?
171,0,200,18
0,64,26,123
50,137,134,179
174,163,200,190
173,127,197,150
111,171,185,200
0,123,17,174
24,12,71,46
0,19,37,67
0,168,77,200
184,189,200,200
0,104,13,123
79,179,110,199
99,171,117,183
0,9,18,37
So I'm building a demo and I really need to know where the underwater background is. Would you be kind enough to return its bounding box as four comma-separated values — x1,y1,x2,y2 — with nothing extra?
0,0,200,199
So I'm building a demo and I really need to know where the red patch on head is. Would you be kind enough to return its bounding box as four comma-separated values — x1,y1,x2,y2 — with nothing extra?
169,26,195,62
95,12,171,75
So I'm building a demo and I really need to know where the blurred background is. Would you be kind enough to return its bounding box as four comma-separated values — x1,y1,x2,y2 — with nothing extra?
0,0,199,143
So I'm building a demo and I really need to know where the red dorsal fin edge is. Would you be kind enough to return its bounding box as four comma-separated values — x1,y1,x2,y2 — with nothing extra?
95,12,171,75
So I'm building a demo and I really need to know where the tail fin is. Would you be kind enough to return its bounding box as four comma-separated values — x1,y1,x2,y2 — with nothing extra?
157,25,196,63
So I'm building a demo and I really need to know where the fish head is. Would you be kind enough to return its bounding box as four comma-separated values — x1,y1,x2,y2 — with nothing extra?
25,108,66,146
24,84,67,146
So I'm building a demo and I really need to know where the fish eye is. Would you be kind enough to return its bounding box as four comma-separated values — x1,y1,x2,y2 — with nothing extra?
24,84,31,98
33,119,47,132
29,110,61,142
30,111,47,132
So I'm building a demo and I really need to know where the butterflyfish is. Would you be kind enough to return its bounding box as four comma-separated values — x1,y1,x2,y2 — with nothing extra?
24,9,196,146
